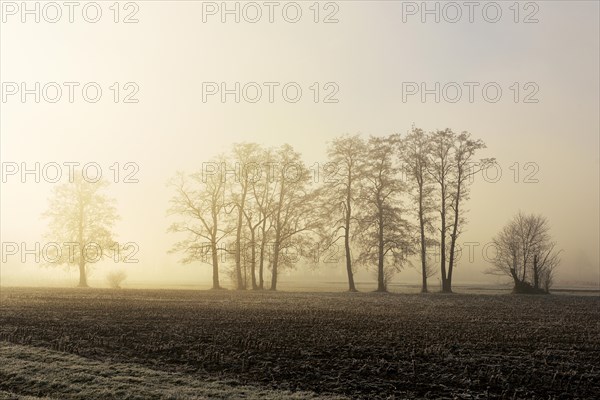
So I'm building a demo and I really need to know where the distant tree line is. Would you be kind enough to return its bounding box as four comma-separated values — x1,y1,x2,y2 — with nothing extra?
167,127,496,293
41,127,561,294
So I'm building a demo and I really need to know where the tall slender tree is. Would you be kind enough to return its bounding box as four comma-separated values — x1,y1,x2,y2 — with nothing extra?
269,144,315,291
320,134,366,292
230,143,262,290
446,132,493,291
426,129,456,292
168,159,231,290
357,135,413,292
255,149,277,290
243,147,275,289
402,127,436,293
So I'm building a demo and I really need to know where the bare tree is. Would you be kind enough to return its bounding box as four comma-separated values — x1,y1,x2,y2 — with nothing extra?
269,144,315,291
242,147,276,290
230,143,263,290
540,250,558,292
168,160,232,290
425,129,493,293
357,135,413,292
490,212,561,293
426,129,456,293
320,134,366,292
402,127,436,293
42,175,119,287
256,150,277,290
107,270,127,289
446,132,493,292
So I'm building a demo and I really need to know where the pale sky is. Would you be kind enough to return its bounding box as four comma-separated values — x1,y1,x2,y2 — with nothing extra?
1,1,598,289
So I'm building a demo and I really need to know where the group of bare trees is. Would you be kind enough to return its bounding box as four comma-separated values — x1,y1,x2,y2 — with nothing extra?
40,127,561,293
321,129,494,293
421,129,495,292
324,134,412,292
168,144,317,291
167,127,494,293
489,212,561,293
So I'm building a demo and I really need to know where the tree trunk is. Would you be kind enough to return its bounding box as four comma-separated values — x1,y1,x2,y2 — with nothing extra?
235,205,245,290
210,204,221,289
447,185,461,294
77,260,88,287
344,174,356,292
258,251,264,290
440,190,449,292
345,231,356,292
522,251,528,283
243,259,247,289
257,220,268,290
345,190,357,292
250,231,258,290
418,185,428,293
510,270,520,287
77,201,87,287
533,254,539,289
270,179,285,292
269,222,281,291
211,242,220,289
510,254,521,289
376,216,386,292
270,240,280,291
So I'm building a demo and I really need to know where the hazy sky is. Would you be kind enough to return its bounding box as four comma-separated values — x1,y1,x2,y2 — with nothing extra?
1,1,598,288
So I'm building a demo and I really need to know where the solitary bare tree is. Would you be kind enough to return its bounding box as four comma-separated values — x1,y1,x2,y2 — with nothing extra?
42,175,119,287
489,212,561,293
106,270,127,289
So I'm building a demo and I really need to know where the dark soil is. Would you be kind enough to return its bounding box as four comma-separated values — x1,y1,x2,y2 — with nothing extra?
1,288,599,399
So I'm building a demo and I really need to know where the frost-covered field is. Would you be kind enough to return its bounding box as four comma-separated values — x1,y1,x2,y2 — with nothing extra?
1,288,599,399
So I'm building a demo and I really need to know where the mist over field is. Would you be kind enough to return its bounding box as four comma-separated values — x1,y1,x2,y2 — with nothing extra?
1,1,598,291
0,1,599,399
